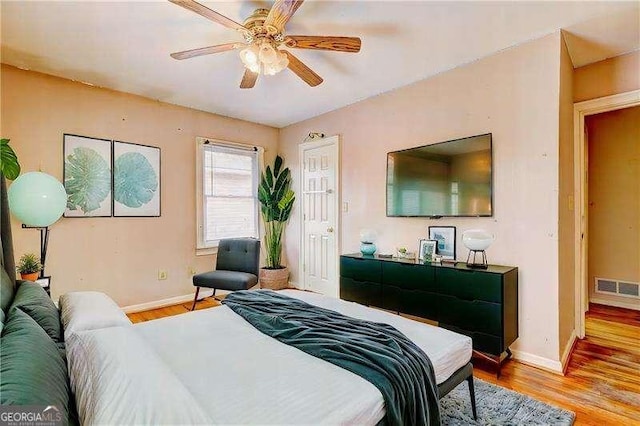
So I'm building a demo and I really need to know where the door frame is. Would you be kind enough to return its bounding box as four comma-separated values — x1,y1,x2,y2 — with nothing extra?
298,135,341,293
573,89,640,338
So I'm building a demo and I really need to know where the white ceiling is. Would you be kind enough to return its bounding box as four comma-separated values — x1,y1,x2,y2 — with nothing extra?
2,1,638,128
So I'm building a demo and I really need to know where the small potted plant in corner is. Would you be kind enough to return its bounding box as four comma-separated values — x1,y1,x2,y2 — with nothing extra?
258,155,295,290
17,253,41,281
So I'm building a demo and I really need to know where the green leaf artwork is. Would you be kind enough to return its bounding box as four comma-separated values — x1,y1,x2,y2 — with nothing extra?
65,147,111,213
114,152,158,208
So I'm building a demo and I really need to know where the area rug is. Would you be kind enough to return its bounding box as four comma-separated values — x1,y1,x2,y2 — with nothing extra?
440,378,575,425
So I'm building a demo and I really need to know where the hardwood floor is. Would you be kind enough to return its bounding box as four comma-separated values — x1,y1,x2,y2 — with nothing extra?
127,297,220,324
127,300,640,425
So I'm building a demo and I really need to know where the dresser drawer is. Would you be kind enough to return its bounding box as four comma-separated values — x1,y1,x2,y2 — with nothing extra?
437,294,502,336
340,277,382,308
383,286,438,320
440,324,503,356
340,257,382,282
436,268,502,303
382,262,436,292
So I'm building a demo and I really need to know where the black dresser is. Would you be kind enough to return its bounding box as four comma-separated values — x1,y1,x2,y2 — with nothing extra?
340,253,518,373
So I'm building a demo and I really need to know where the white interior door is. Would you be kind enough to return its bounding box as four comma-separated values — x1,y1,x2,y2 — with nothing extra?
300,136,339,297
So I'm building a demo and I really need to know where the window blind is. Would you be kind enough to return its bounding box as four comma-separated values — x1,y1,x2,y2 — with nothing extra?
201,143,259,247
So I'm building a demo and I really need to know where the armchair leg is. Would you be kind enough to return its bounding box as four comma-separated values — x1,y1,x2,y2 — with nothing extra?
191,287,200,311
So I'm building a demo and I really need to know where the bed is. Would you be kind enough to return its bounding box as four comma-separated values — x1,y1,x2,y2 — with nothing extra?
63,289,475,425
2,175,475,425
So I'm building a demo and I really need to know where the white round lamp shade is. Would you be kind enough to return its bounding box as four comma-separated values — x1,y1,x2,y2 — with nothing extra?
8,172,67,227
462,229,495,251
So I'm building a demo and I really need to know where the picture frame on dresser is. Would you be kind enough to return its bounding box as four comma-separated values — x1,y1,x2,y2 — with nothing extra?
418,239,437,261
428,226,456,260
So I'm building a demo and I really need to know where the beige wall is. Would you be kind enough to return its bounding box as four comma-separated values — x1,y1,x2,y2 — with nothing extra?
280,33,564,362
558,34,575,357
586,106,640,306
573,50,640,103
1,64,279,306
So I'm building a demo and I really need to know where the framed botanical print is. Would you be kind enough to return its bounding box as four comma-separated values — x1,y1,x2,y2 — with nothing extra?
63,134,112,217
113,141,161,217
428,226,456,260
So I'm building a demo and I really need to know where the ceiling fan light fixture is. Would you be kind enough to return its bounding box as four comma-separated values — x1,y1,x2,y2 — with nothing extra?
258,42,278,65
264,50,289,75
239,44,260,68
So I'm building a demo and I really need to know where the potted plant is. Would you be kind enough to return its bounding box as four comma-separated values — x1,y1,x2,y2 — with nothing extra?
257,155,295,290
17,253,41,281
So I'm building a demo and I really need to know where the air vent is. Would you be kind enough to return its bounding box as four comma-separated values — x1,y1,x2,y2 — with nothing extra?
596,277,640,299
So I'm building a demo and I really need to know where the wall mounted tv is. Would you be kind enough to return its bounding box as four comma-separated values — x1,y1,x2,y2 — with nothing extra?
386,133,493,218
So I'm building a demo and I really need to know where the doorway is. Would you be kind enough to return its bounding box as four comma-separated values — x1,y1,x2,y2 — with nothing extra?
299,136,340,297
574,89,640,338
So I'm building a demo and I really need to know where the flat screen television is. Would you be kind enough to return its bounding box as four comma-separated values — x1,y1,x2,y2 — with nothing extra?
386,133,493,217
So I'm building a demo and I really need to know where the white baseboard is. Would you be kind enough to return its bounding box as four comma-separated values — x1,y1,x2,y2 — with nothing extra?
590,296,640,311
288,281,301,289
511,349,563,374
560,330,578,373
122,289,215,314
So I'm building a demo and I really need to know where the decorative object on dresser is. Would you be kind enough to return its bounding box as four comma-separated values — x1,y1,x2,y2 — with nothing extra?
258,155,295,289
359,228,377,256
63,134,113,217
418,239,437,261
428,226,456,260
339,253,518,376
462,229,495,269
113,141,161,217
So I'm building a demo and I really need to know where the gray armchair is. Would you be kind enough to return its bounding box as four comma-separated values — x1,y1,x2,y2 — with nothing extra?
191,238,260,310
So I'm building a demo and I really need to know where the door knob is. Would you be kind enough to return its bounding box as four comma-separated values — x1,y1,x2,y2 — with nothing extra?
327,227,334,233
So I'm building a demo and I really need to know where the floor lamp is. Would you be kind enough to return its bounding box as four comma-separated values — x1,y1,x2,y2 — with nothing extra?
8,172,67,287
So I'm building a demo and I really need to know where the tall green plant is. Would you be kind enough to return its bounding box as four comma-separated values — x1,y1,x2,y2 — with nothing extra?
0,138,21,180
258,155,295,269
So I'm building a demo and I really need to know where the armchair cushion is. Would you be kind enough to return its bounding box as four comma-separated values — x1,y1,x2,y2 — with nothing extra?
216,238,260,276
193,270,258,291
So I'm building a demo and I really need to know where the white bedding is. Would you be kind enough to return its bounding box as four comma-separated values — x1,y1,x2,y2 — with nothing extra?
67,290,472,425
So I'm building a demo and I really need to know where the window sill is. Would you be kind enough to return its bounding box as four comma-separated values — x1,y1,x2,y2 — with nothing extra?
196,246,218,256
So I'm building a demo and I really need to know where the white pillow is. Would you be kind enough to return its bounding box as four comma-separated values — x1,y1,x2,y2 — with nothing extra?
59,291,131,339
66,326,212,425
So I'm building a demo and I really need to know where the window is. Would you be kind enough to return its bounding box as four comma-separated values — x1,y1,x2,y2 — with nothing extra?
196,139,261,253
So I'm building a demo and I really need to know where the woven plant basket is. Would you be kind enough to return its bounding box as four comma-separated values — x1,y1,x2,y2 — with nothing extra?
260,267,289,290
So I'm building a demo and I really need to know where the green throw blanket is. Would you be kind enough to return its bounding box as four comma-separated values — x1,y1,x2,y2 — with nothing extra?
222,290,441,426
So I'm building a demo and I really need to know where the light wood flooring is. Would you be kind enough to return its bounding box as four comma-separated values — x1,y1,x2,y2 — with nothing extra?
128,299,640,425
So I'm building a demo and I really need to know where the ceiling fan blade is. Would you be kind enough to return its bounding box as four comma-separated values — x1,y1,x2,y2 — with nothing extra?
240,69,259,89
264,0,304,33
284,51,322,87
286,36,361,53
170,43,242,60
169,0,247,32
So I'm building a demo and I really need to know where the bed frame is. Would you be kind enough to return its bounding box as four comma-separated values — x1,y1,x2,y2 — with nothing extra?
437,362,477,419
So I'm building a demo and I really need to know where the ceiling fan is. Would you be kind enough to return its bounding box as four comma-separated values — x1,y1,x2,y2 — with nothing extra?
169,0,361,89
